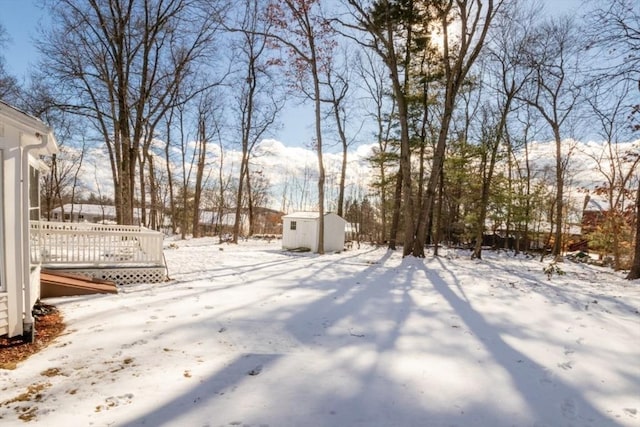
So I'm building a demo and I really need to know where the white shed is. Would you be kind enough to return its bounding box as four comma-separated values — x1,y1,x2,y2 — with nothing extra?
0,101,58,340
282,212,347,253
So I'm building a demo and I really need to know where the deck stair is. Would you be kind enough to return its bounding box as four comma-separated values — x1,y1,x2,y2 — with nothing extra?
40,269,118,298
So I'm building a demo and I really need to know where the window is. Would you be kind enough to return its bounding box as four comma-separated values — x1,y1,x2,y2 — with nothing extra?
28,164,43,265
290,221,297,231
28,165,40,220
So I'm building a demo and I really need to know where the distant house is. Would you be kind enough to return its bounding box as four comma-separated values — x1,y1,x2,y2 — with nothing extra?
198,207,284,237
282,212,346,253
580,196,609,236
50,204,156,225
51,203,118,223
577,194,635,254
0,101,58,340
198,210,247,236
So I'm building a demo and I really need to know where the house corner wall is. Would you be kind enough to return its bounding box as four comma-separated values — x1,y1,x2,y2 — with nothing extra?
2,144,24,337
0,293,9,336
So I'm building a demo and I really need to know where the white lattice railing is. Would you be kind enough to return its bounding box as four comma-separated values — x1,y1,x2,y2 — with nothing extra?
30,221,164,267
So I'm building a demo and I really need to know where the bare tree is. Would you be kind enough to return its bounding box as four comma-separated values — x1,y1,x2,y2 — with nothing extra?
517,15,582,259
213,132,233,243
583,81,640,270
470,0,538,259
19,76,95,223
355,49,398,246
505,105,537,254
192,93,219,238
37,0,227,225
584,0,640,279
230,0,283,242
163,106,179,234
585,0,640,90
341,0,427,255
266,0,334,254
411,0,503,257
320,47,359,218
176,104,196,239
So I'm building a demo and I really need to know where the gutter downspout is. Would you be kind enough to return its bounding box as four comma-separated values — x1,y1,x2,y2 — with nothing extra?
21,132,50,342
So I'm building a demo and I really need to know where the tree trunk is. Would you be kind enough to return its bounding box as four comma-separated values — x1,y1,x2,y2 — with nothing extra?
395,77,414,257
472,98,514,259
246,167,254,237
411,0,497,258
234,159,247,242
192,117,207,239
313,66,325,254
147,153,158,230
337,114,348,218
413,99,455,257
434,164,444,257
626,179,640,280
472,149,490,260
388,170,403,251
552,125,564,258
138,151,147,227
164,125,177,234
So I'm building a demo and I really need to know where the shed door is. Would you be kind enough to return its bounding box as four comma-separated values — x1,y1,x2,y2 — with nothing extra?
298,219,317,250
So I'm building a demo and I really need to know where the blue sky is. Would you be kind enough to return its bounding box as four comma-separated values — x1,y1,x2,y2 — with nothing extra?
1,0,584,147
1,0,45,79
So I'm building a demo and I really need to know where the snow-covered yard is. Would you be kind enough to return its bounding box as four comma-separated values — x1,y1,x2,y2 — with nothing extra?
1,238,639,426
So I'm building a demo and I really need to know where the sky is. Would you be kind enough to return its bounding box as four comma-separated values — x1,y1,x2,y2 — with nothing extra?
0,0,44,79
0,0,585,148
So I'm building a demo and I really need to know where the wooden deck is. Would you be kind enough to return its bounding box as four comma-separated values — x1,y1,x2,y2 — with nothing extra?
31,221,167,285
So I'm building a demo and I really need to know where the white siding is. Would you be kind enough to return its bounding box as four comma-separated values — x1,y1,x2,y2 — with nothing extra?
1,102,57,338
2,141,23,337
282,217,318,251
323,213,347,253
282,212,346,253
0,293,8,336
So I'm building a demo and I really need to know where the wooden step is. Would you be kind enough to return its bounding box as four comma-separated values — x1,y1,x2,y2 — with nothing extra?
40,270,118,298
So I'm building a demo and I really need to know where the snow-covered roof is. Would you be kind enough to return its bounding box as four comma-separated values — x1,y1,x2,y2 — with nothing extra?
52,204,117,216
283,212,321,219
584,197,610,213
51,204,151,221
283,211,343,219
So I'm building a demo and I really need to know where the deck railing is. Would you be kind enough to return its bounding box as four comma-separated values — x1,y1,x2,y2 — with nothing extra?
30,221,164,267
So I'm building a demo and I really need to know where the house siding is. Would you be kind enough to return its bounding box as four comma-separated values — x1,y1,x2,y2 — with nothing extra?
1,101,58,338
0,293,8,336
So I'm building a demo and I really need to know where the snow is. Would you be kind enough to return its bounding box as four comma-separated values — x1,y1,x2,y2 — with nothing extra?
1,238,639,427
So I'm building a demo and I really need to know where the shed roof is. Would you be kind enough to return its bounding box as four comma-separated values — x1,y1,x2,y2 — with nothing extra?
283,212,321,219
283,211,344,220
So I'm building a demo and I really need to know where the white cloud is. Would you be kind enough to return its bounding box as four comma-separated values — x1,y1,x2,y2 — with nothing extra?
59,138,639,213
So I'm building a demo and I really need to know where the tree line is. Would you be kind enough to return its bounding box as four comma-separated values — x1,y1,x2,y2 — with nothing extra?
0,0,638,278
